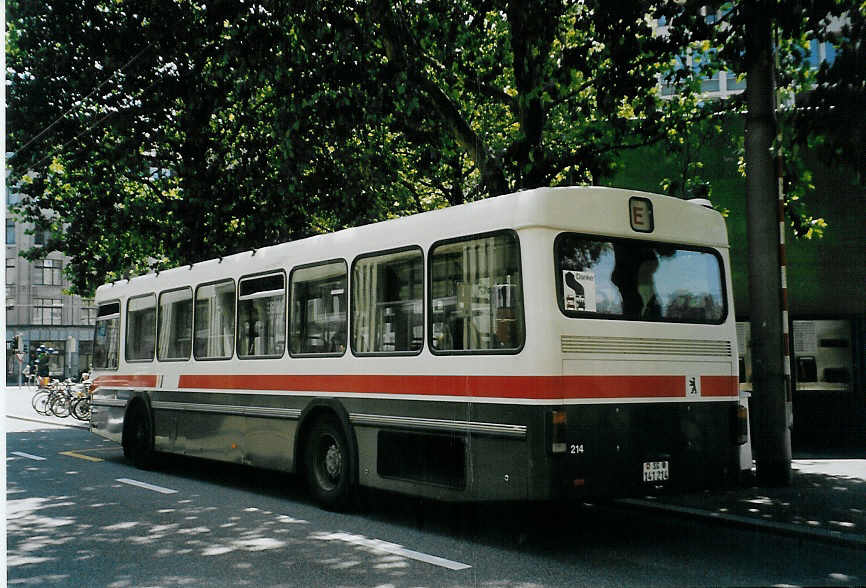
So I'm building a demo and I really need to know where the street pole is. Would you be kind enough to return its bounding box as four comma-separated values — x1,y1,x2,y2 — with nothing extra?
744,0,792,486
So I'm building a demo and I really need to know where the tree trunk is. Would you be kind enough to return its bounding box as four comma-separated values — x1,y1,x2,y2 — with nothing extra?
744,0,792,486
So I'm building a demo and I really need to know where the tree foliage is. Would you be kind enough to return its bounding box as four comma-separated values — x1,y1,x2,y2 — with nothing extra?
7,0,861,295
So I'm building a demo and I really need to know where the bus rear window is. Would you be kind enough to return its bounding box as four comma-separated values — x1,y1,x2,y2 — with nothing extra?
555,234,726,324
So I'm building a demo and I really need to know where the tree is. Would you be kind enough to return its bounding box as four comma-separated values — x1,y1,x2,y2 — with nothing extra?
666,0,862,485
8,0,716,295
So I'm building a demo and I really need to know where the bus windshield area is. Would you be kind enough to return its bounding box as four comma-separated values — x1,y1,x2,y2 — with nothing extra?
556,233,726,324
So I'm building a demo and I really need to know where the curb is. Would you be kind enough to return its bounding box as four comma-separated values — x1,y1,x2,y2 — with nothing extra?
617,498,866,549
6,413,90,430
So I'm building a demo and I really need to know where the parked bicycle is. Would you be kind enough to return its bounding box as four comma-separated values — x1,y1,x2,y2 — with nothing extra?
30,377,92,422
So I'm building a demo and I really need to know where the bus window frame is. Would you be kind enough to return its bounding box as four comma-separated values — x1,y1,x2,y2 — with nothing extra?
350,245,425,358
93,299,121,371
289,258,349,358
236,269,287,360
427,229,526,356
125,293,157,363
156,286,194,362
193,278,237,362
553,232,729,325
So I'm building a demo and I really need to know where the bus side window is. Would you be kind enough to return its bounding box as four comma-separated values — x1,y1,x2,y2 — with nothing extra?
157,288,193,361
290,260,347,356
93,302,121,369
429,231,524,353
237,272,286,358
126,294,156,362
194,280,236,360
352,247,423,354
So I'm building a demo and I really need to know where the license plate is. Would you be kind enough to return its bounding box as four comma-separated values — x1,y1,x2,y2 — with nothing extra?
643,460,670,483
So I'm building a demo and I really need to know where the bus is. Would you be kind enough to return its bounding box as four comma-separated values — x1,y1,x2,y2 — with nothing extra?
90,186,747,509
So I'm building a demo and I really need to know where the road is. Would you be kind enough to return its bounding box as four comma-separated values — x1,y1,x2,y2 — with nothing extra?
6,415,865,587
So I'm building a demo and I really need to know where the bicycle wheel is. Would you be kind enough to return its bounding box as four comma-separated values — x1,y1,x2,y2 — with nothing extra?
71,397,91,421
32,390,51,415
50,392,71,418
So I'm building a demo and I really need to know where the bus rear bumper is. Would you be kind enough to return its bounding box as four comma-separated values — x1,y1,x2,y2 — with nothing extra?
547,401,741,500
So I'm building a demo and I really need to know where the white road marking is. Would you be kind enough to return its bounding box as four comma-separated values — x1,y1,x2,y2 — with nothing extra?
313,531,471,570
116,478,178,494
11,451,46,461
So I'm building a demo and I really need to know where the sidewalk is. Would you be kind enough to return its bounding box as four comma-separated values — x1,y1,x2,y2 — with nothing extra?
5,385,864,546
621,457,866,547
4,384,89,430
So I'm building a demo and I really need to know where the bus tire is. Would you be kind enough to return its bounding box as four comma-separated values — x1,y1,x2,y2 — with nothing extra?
304,416,353,510
123,402,155,469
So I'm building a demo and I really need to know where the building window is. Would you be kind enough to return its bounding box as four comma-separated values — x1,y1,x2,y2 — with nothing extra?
32,298,63,325
35,259,64,286
80,305,98,326
6,220,15,244
6,258,16,285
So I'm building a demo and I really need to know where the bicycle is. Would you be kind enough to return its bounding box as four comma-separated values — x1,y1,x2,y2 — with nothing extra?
48,384,72,418
31,378,55,416
69,381,92,421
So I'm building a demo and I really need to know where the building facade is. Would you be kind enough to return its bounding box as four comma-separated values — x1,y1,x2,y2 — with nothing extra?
6,191,95,383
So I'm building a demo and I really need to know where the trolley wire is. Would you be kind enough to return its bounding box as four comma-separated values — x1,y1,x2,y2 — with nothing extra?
8,43,154,163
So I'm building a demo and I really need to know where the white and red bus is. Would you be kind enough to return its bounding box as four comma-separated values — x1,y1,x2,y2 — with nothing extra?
90,186,747,509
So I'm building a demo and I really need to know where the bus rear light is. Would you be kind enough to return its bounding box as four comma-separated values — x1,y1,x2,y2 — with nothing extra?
549,410,567,454
735,404,749,445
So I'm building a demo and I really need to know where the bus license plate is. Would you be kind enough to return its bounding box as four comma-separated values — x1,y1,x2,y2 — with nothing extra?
643,460,669,483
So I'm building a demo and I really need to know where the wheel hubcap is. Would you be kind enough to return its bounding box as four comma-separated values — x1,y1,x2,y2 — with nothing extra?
324,442,342,479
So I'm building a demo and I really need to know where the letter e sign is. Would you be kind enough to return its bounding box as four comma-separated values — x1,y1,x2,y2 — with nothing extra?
629,197,654,233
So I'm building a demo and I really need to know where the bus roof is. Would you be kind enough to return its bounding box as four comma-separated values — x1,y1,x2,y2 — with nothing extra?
95,186,729,301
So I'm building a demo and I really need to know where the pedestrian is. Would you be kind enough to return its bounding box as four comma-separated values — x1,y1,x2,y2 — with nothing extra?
36,345,50,387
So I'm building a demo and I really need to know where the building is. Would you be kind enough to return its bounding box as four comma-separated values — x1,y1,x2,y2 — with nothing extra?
5,189,95,383
607,16,864,449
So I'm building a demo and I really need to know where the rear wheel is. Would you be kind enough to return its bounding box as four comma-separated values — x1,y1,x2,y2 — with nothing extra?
123,403,155,469
304,416,354,510
71,397,91,421
32,390,50,415
49,392,71,418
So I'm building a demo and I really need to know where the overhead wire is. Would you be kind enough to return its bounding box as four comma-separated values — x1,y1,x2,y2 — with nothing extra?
9,42,154,162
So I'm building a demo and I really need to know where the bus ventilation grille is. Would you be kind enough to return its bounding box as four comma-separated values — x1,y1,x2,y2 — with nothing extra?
561,336,732,357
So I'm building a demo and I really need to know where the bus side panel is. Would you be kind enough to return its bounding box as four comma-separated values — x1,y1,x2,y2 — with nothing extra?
348,397,534,502
244,417,296,472
90,387,125,444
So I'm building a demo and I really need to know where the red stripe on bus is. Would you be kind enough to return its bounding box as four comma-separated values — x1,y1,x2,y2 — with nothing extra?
177,374,738,400
700,375,739,397
93,374,159,388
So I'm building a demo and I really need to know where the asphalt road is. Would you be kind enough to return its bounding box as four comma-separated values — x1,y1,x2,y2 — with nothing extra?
6,417,865,587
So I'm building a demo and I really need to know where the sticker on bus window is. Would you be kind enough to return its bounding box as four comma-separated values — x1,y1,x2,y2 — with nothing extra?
562,271,596,312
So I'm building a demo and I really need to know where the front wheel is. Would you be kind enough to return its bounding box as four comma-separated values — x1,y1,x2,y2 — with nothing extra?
123,403,155,469
304,416,354,510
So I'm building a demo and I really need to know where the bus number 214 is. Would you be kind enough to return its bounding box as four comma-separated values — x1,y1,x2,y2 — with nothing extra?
569,444,585,454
